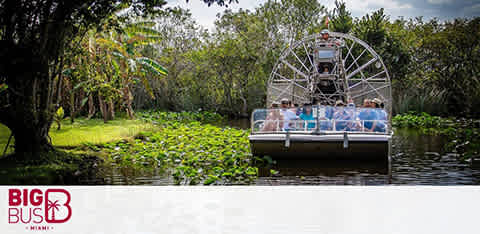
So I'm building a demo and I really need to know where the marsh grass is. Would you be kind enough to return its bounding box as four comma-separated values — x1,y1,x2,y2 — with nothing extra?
51,118,157,147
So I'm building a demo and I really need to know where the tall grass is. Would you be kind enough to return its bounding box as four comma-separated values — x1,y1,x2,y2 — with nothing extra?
50,118,156,147
393,87,448,116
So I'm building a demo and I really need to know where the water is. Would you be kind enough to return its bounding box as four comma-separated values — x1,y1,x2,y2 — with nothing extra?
256,129,480,185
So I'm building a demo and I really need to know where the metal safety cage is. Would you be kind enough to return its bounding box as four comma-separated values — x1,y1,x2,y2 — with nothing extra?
266,32,392,121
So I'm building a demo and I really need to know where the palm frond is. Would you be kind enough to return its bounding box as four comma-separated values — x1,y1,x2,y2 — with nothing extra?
96,38,128,56
124,22,162,37
136,57,168,76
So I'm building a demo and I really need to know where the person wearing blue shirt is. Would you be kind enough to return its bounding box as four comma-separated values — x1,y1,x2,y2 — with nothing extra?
333,100,353,131
299,103,315,130
358,99,378,132
372,98,387,132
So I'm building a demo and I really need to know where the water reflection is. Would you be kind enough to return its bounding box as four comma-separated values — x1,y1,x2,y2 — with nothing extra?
256,159,390,185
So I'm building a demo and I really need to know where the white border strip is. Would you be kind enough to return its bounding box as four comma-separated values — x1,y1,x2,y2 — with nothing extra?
1,186,479,234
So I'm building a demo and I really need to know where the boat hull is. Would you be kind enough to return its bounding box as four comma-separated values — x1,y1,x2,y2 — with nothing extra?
249,134,391,160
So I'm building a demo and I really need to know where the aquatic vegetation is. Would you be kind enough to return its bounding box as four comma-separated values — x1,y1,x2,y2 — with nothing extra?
393,112,480,161
98,111,257,185
136,110,225,125
392,112,453,130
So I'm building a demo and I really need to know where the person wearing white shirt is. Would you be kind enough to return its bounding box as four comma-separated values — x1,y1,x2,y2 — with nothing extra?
280,98,298,131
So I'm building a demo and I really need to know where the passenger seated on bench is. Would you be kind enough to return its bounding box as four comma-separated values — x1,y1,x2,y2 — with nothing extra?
316,101,333,130
333,100,353,131
372,98,387,132
299,103,315,130
358,99,378,132
280,98,298,131
262,102,283,132
345,99,361,131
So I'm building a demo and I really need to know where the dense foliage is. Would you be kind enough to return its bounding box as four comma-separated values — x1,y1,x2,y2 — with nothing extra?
110,1,480,118
21,0,478,126
0,0,236,157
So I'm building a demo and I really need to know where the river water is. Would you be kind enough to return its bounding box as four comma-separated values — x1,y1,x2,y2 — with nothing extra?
84,119,480,185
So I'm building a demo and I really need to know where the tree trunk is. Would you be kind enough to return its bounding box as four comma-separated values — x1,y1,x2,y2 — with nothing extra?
87,94,96,119
98,95,108,123
69,86,75,124
108,100,115,119
11,123,53,159
239,95,248,118
124,86,135,119
0,51,56,158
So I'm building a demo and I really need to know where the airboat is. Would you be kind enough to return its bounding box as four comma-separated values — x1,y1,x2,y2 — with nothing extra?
249,30,393,160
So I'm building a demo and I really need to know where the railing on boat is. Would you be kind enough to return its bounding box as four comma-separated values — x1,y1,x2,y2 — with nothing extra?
250,106,391,135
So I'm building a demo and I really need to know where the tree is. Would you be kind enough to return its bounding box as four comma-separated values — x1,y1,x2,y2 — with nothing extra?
353,8,387,48
329,0,353,33
0,0,235,158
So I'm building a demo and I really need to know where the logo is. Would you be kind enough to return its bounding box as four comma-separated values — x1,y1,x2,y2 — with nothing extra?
8,188,72,231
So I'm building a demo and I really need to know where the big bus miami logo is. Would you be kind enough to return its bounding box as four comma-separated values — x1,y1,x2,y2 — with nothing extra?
8,189,72,231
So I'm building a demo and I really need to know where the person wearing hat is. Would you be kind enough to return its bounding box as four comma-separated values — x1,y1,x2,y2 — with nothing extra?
280,98,298,131
372,98,382,108
320,29,330,41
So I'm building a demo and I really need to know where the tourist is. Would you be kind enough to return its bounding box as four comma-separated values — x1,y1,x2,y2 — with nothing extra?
262,102,283,132
280,98,298,131
372,98,387,132
299,103,316,130
333,100,353,131
358,98,377,132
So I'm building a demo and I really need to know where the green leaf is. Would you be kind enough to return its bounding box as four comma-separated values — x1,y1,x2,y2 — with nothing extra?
56,107,65,119
73,81,86,90
136,57,168,76
80,97,89,107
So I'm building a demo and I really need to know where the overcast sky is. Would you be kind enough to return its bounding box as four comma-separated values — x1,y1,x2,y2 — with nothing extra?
165,0,480,30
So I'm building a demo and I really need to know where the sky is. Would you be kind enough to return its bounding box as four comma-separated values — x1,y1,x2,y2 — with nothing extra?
165,0,480,30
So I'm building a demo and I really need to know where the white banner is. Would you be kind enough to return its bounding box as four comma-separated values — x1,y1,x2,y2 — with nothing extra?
1,186,479,234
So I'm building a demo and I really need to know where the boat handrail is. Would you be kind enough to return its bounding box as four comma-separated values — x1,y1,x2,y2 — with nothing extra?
251,119,390,135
